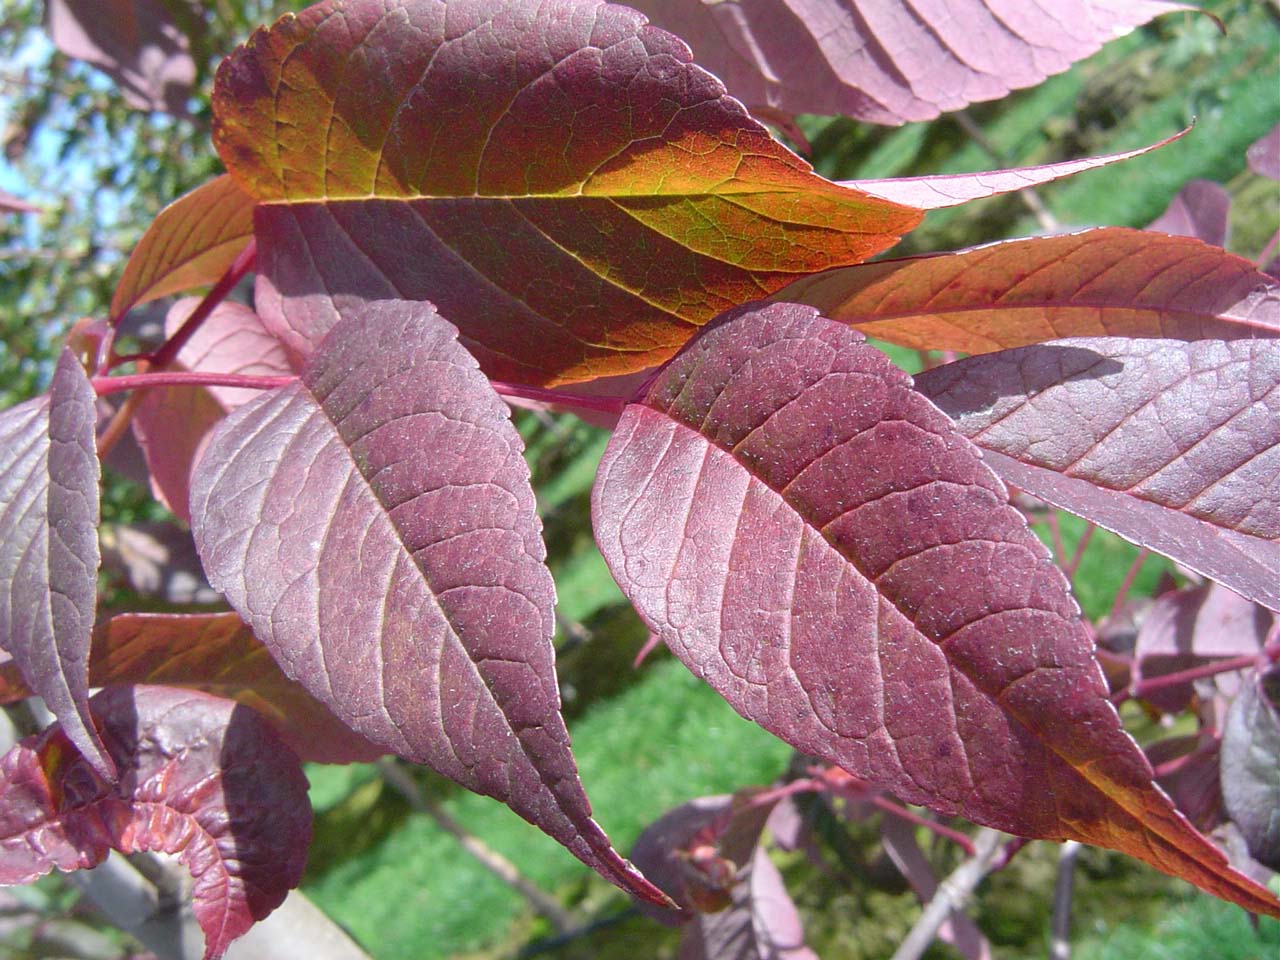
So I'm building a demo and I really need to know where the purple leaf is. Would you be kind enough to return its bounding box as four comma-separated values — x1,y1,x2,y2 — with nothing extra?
0,685,312,959
845,131,1188,209
0,348,112,779
1147,180,1232,248
629,0,1189,125
1133,584,1274,711
189,300,667,907
593,301,1279,914
46,0,196,114
1220,667,1280,871
915,338,1280,611
1147,735,1223,833
1248,124,1280,181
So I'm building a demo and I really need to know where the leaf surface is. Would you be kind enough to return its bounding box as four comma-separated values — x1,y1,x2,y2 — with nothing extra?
211,0,919,386
0,613,382,764
0,349,111,779
189,299,665,905
628,0,1188,125
46,0,195,114
0,685,312,959
779,228,1280,354
593,301,1279,915
915,338,1280,611
1221,667,1280,871
110,175,256,321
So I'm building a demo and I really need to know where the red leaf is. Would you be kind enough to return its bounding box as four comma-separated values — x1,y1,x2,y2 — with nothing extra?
628,0,1190,125
780,228,1280,354
1147,180,1231,248
0,685,311,960
0,349,112,779
46,0,196,114
1221,667,1280,871
593,301,1279,915
916,338,1280,611
189,300,667,906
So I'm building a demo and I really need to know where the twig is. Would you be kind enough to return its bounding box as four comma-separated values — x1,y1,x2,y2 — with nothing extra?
890,827,1004,960
376,759,578,934
1050,841,1081,960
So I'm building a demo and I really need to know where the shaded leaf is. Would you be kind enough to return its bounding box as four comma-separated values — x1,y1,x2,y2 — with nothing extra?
189,300,666,906
99,520,219,605
1148,180,1231,248
110,175,256,321
212,0,920,386
593,300,1279,914
131,298,293,522
629,0,1188,125
1133,584,1273,711
0,685,312,959
915,338,1280,611
0,349,112,779
1248,124,1280,181
46,0,196,114
779,228,1280,354
1220,667,1280,871
1147,735,1223,833
0,613,381,764
845,131,1188,209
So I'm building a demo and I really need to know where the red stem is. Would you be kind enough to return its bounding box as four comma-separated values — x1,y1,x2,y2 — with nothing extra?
1114,651,1270,704
1064,522,1095,580
1257,228,1279,271
865,795,977,857
143,238,258,371
94,371,296,397
489,380,627,417
1107,548,1150,619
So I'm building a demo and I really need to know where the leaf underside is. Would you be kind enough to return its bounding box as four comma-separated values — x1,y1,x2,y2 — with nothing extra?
211,0,920,385
189,299,666,906
592,300,1280,915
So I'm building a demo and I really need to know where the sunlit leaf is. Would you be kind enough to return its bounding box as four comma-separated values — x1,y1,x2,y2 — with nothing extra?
594,300,1279,915
211,0,920,385
0,685,312,960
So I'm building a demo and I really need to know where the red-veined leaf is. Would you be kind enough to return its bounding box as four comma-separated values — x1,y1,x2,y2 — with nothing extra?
593,300,1279,915
46,0,196,115
0,349,112,779
1148,180,1231,248
131,298,293,522
0,613,381,764
1221,667,1280,871
211,0,920,386
915,338,1280,611
0,685,312,960
110,175,256,321
628,0,1190,125
844,130,1188,209
779,228,1280,354
189,299,667,906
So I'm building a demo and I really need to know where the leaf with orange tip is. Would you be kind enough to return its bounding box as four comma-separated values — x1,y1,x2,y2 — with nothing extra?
210,0,920,386
110,174,255,321
779,228,1279,354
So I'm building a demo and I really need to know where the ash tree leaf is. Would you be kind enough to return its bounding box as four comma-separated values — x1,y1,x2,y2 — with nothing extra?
779,228,1280,355
210,0,920,387
0,348,113,780
110,175,257,322
46,0,196,115
0,613,382,764
1221,667,1280,872
189,299,667,906
627,0,1190,125
593,300,1280,916
132,298,293,522
0,685,312,960
915,338,1280,612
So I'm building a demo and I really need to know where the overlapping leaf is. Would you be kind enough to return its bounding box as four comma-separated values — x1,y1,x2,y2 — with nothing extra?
779,228,1280,354
46,0,196,115
0,685,312,960
0,613,382,764
210,0,920,386
110,175,256,321
915,338,1280,611
628,0,1188,125
189,299,666,906
132,298,293,522
0,349,111,779
593,301,1280,915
